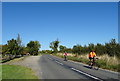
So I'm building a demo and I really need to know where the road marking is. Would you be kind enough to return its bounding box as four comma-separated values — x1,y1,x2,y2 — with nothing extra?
48,57,53,60
70,60,119,74
48,57,64,65
71,68,103,81
55,60,64,65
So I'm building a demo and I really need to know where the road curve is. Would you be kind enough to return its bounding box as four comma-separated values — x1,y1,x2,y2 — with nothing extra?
39,54,119,81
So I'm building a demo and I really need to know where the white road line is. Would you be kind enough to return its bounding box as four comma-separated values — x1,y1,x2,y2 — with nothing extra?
70,60,119,74
71,68,103,81
55,61,64,65
48,57,53,60
48,57,63,65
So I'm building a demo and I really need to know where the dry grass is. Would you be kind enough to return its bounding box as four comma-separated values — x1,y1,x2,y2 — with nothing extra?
56,53,119,71
58,53,119,65
57,53,76,57
97,54,119,66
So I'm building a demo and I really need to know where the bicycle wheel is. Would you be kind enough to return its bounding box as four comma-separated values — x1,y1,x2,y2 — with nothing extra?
94,62,99,70
88,61,93,69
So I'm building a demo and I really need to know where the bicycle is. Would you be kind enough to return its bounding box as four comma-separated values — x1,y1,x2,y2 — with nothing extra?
64,55,67,61
88,57,100,70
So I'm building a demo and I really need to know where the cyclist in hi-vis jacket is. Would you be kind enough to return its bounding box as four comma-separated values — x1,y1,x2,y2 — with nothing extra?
88,50,96,62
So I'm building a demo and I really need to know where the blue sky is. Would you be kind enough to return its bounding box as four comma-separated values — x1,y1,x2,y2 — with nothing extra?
2,2,118,50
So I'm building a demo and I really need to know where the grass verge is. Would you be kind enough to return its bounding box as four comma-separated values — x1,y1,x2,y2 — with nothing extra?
53,53,119,72
2,65,38,79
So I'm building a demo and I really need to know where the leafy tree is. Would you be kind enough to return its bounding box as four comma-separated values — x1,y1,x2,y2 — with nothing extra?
88,43,95,52
116,44,120,58
95,43,106,55
27,41,41,55
2,44,9,57
39,50,53,54
72,44,82,56
107,39,120,57
7,39,19,56
50,39,60,53
82,45,89,54
105,39,117,56
20,47,29,55
59,45,66,53
64,48,73,53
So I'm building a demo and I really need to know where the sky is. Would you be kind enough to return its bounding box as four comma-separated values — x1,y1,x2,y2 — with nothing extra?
2,2,118,50
2,0,120,2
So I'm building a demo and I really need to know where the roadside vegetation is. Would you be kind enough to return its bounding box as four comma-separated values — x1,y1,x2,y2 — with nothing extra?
54,53,119,71
40,39,120,72
1,34,41,63
2,65,38,79
1,34,41,80
1,34,120,74
3,56,28,64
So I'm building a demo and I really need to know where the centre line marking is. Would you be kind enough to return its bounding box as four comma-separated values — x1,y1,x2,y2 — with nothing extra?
71,68,103,81
48,57,53,60
55,61,64,65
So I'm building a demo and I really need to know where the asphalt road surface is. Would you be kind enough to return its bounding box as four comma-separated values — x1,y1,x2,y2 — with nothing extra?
39,54,119,81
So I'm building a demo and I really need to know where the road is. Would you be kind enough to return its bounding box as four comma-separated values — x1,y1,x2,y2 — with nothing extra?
39,54,119,81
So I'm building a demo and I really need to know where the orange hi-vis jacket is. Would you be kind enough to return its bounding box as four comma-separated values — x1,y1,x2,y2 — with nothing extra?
89,52,96,58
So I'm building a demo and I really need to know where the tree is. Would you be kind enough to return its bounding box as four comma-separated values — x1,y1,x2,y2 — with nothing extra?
105,39,118,56
20,47,29,55
16,34,23,55
50,39,60,53
116,44,120,58
95,43,106,55
27,41,41,55
17,34,22,47
64,48,72,53
82,45,89,54
72,44,82,56
2,44,8,57
39,50,53,54
59,45,66,53
88,43,95,52
7,39,19,55
2,36,23,59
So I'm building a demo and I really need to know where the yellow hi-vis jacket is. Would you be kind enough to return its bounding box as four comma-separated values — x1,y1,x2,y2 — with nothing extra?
89,52,96,58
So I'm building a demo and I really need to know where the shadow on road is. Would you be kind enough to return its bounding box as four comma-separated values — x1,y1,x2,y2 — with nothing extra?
83,65,92,69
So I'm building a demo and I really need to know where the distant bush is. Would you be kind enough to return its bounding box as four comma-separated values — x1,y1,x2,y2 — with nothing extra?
57,39,120,58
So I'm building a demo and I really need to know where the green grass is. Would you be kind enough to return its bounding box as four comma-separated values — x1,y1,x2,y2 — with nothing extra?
0,65,2,80
2,65,38,79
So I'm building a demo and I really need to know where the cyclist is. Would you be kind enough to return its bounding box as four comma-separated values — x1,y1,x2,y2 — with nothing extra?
63,52,68,61
88,50,96,64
